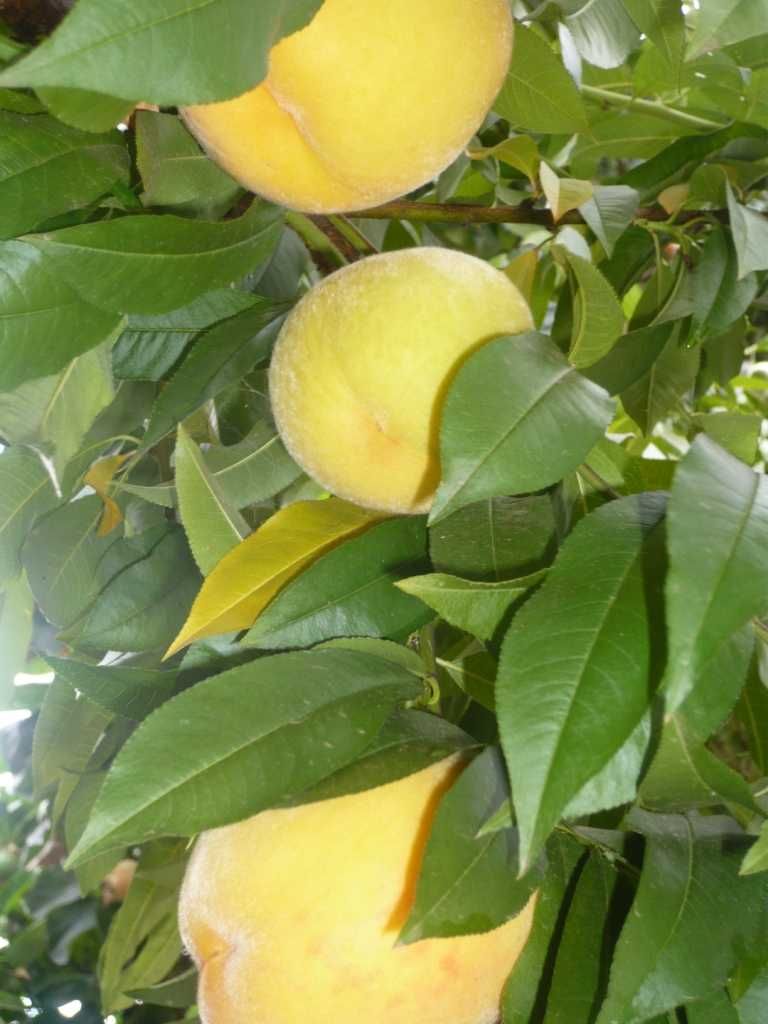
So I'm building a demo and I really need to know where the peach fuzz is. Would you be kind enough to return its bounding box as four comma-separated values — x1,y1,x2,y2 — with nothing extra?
268,247,533,514
182,0,513,213
180,757,536,1024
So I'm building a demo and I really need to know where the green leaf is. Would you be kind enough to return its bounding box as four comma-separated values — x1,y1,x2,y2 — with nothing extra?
0,339,116,478
46,657,178,721
0,576,34,707
65,525,201,653
619,125,757,201
0,240,121,393
203,421,301,508
64,772,122,894
690,0,768,58
572,113,686,181
142,299,284,447
430,494,558,581
686,991,740,1024
98,843,186,1013
431,332,614,523
0,112,128,238
32,677,111,794
502,832,585,1024
679,624,754,740
494,23,588,134
286,709,476,806
244,516,429,650
623,0,686,73
735,968,768,1024
176,425,249,576
0,89,45,113
24,201,283,314
696,411,762,466
564,714,651,818
554,248,625,367
0,0,324,106
727,184,768,279
438,648,497,712
67,648,423,865
622,325,699,434
127,967,198,1009
544,848,621,1022
691,226,758,339
664,436,768,713
736,647,768,776
0,446,57,586
640,715,760,816
596,812,768,1024
565,0,640,69
108,910,182,1012
396,570,545,642
136,110,240,212
36,87,135,133
23,494,120,629
585,321,675,396
467,135,540,186
741,821,768,876
498,493,667,871
113,289,256,381
580,185,640,257
400,748,540,944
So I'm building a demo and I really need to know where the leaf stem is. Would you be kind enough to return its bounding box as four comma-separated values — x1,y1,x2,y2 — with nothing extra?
579,463,622,500
327,214,380,256
284,211,347,273
580,84,724,133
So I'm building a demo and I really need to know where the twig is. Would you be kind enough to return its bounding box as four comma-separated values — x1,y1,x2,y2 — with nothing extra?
579,464,622,500
284,211,346,274
308,215,365,263
349,200,726,227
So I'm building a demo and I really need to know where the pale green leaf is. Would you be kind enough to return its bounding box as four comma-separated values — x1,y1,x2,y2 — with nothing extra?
396,570,545,642
555,248,625,367
494,23,588,134
175,425,249,576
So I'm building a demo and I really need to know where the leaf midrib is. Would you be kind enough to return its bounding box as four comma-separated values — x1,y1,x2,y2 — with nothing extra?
441,360,573,511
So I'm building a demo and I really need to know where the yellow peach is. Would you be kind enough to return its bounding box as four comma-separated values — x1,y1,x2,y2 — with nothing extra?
268,247,533,514
182,0,513,213
179,757,536,1024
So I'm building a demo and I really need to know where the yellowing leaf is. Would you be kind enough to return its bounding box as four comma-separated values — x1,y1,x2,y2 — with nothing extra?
467,135,541,186
85,454,131,537
540,162,594,222
165,498,381,658
658,183,690,215
504,250,538,304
